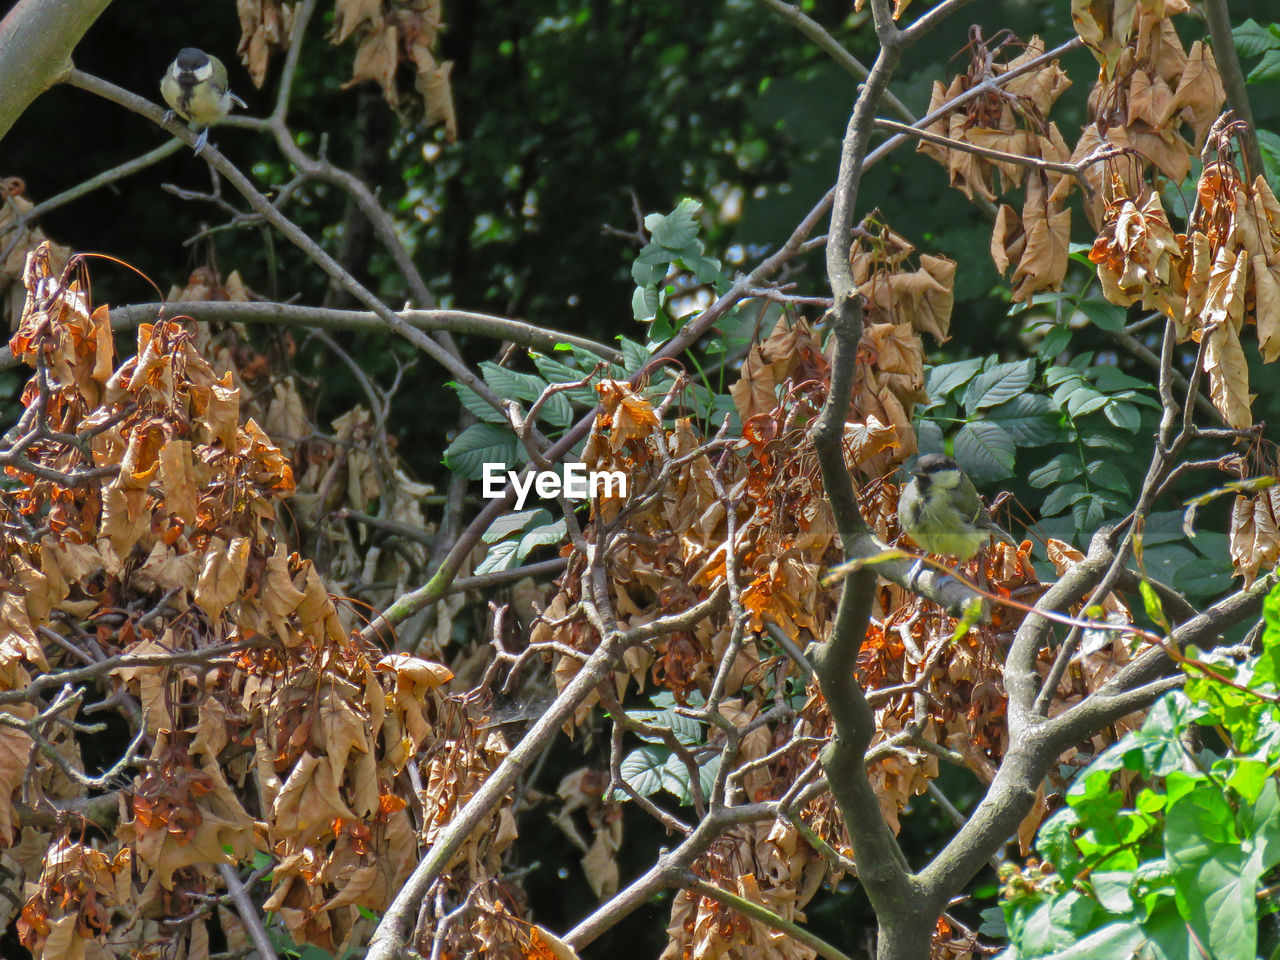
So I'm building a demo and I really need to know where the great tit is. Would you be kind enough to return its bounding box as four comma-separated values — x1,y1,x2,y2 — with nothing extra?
897,453,1018,562
160,48,245,155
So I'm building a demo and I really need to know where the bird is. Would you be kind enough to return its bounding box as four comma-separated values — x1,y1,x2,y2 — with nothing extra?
160,48,246,155
897,453,1019,563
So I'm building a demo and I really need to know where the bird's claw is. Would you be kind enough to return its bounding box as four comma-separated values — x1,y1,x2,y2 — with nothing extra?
192,128,210,156
161,109,175,126
906,558,924,592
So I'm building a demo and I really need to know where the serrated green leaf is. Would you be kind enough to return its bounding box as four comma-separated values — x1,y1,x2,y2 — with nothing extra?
1028,453,1083,488
482,508,554,543
1045,365,1086,388
1041,483,1088,517
648,198,703,249
1235,18,1280,57
1088,367,1156,393
925,357,984,404
475,539,521,574
531,353,601,405
954,420,1016,482
1067,389,1111,417
1081,431,1132,452
1037,324,1072,359
618,337,651,374
627,708,704,746
444,423,524,480
1103,402,1140,431
452,382,508,423
1088,461,1131,495
1259,129,1280,187
620,746,669,798
917,419,945,455
984,394,1061,444
516,517,568,561
1166,776,1258,960
633,284,660,322
963,358,1036,412
1249,48,1280,83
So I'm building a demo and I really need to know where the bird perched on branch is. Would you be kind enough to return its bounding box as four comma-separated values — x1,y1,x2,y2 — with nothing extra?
897,453,1018,563
160,48,245,155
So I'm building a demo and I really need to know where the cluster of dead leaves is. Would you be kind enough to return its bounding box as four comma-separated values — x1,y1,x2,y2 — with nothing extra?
330,0,457,139
1089,155,1280,429
661,823,822,960
916,35,1074,302
0,244,490,958
732,219,952,480
1073,0,1223,199
165,266,449,657
235,0,457,139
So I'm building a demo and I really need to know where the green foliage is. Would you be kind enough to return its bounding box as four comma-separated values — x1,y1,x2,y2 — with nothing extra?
632,198,729,336
617,692,719,806
996,581,1280,960
918,349,1159,532
476,507,567,574
1234,19,1280,82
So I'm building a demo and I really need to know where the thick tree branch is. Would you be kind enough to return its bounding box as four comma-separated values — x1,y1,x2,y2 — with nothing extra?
1203,0,1265,179
0,0,110,142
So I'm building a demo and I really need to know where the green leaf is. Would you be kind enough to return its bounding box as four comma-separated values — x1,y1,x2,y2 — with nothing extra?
953,420,1016,482
662,752,720,806
925,357,984,404
633,283,661,322
618,337,651,374
1165,775,1259,960
1139,580,1167,630
1028,453,1083,488
619,746,669,798
1065,388,1111,418
1037,323,1072,359
1087,367,1156,393
1248,48,1280,83
474,538,521,574
627,708,704,746
1258,129,1280,187
1103,402,1140,431
984,394,1060,445
531,353,601,406
482,508,554,543
1089,871,1134,914
479,362,573,425
1078,298,1128,333
910,413,940,446
1234,18,1280,57
1087,461,1131,495
963,358,1036,411
647,198,703,250
1080,431,1132,452
1041,483,1088,517
516,517,568,561
1045,365,1086,389
452,382,508,424
444,423,525,480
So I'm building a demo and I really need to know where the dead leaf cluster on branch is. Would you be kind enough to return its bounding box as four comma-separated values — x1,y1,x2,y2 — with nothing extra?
0,245,519,959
